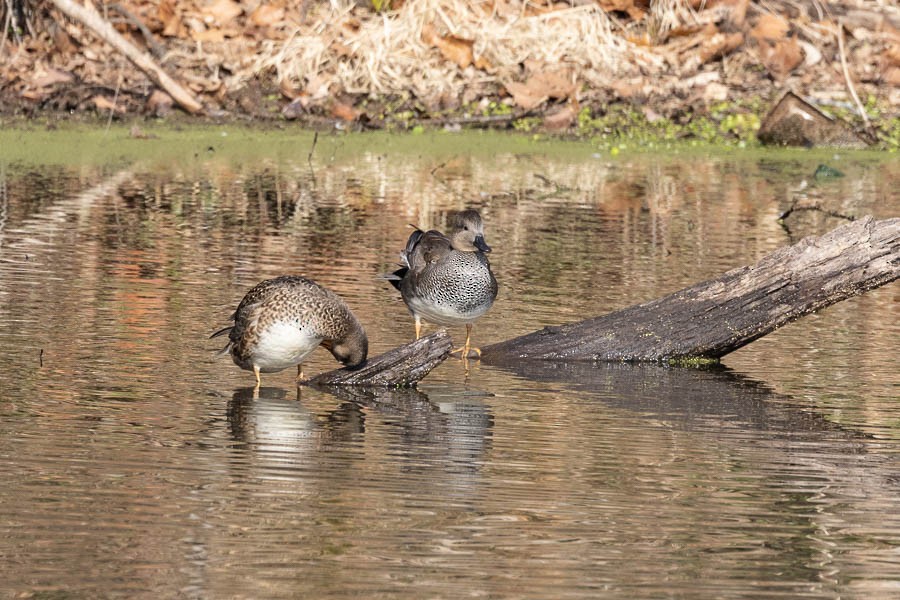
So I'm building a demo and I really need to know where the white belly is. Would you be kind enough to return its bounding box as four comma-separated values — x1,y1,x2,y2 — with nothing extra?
407,296,489,327
252,322,321,373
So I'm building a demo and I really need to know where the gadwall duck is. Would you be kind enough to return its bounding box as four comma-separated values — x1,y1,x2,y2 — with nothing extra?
212,276,368,388
388,209,498,357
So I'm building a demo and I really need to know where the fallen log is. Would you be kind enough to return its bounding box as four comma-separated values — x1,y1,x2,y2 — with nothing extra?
304,330,451,387
50,0,204,114
303,217,898,386
481,216,899,363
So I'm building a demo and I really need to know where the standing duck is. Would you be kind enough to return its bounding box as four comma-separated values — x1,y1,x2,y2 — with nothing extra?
388,209,498,358
212,276,368,388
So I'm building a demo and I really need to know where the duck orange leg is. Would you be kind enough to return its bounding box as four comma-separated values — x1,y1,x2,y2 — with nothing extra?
452,324,481,358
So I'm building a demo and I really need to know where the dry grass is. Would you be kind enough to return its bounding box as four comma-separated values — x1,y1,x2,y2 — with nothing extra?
252,0,655,103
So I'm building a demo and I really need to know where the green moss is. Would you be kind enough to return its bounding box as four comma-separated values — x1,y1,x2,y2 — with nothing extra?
668,356,721,367
512,117,541,132
484,101,513,116
572,97,775,147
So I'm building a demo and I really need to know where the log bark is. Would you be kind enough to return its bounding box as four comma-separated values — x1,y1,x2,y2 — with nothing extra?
481,216,899,363
50,0,204,114
304,330,451,387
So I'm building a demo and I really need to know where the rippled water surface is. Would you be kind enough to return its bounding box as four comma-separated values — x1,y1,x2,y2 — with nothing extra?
1,128,898,598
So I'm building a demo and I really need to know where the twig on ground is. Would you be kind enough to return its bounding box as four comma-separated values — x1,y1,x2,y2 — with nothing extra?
49,0,203,114
1,0,12,55
108,3,166,59
104,69,122,134
837,19,870,131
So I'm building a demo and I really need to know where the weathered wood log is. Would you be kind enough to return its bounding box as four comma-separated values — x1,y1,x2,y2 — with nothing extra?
481,216,899,363
304,330,451,387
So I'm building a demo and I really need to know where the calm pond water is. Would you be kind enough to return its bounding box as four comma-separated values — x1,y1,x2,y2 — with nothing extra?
0,128,898,598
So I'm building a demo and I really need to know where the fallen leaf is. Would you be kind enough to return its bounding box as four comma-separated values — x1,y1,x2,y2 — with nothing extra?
543,103,577,131
51,25,77,53
885,45,900,67
331,101,360,121
342,17,361,33
504,81,544,110
305,74,331,100
611,79,643,99
251,5,284,28
707,0,749,27
279,78,301,100
31,68,74,88
596,0,647,20
330,40,353,58
191,28,226,43
93,96,125,113
422,23,474,69
474,55,492,70
761,38,803,79
158,0,184,38
530,69,577,99
147,89,173,116
751,14,789,42
884,67,900,87
505,67,576,109
203,0,243,26
799,40,821,68
698,31,744,64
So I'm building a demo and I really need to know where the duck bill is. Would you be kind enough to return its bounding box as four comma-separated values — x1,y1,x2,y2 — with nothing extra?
474,235,492,253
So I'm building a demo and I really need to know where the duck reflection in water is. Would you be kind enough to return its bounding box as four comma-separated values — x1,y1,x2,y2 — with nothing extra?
227,386,493,487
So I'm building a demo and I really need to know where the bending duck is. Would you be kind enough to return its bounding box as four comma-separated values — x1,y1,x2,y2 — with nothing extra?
212,276,368,388
388,209,498,357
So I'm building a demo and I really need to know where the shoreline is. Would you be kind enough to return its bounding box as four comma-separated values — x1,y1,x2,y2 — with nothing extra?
1,1,897,148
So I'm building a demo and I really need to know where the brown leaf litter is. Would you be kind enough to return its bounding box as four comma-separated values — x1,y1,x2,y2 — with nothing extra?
0,0,896,138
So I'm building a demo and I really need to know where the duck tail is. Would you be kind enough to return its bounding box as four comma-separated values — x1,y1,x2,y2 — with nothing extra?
210,325,235,355
381,267,408,291
209,325,232,339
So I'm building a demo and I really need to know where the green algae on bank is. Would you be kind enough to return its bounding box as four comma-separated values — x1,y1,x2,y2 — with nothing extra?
0,121,894,173
0,123,606,168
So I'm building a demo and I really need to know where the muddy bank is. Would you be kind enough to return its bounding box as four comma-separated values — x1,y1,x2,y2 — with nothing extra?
1,0,898,147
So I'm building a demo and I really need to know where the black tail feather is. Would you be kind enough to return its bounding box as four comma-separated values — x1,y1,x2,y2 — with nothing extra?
386,267,408,291
210,325,232,339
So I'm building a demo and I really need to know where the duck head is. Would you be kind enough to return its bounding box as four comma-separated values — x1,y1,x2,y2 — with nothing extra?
323,326,369,368
448,209,491,253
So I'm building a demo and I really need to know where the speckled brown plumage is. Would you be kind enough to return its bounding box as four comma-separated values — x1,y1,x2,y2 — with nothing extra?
212,276,367,384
